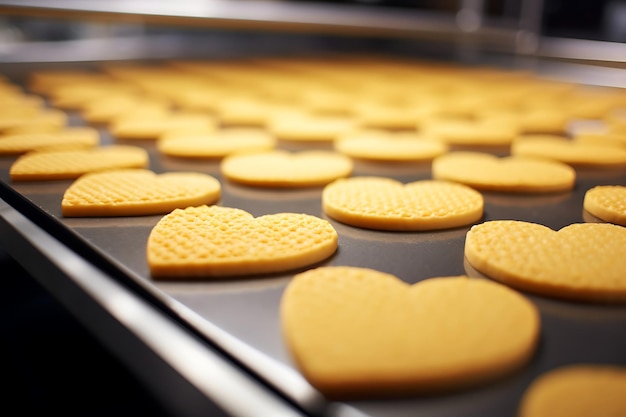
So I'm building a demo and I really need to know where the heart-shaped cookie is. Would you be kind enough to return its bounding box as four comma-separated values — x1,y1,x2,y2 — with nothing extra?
519,365,626,417
157,128,276,158
583,185,626,226
221,150,353,187
0,108,67,134
268,112,357,142
9,145,149,181
512,135,626,168
62,169,221,217
465,220,626,302
322,177,483,230
0,127,100,155
147,205,338,278
111,112,217,140
281,267,539,398
432,152,575,192
420,118,519,146
334,130,448,161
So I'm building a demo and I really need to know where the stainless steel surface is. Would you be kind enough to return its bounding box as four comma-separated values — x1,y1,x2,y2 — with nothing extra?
1,53,626,417
0,0,519,47
2,0,626,65
536,37,626,64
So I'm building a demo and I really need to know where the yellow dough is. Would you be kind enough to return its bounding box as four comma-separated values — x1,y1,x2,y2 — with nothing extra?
158,128,276,158
281,267,539,398
512,135,626,168
0,127,100,154
322,177,483,231
334,130,448,161
62,169,221,217
432,152,575,193
465,220,626,302
147,205,338,278
519,365,626,417
583,185,626,226
221,150,353,187
10,145,149,181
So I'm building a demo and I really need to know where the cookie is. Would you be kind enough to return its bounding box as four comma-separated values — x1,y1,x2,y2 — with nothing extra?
269,113,356,142
62,169,221,217
281,267,539,398
221,150,353,187
322,177,483,231
334,130,448,162
519,365,626,417
216,97,277,127
583,185,626,226
421,118,519,146
0,94,44,115
478,109,570,135
48,82,137,110
297,88,354,115
28,70,111,95
606,108,626,133
465,220,626,302
10,145,149,181
147,205,338,278
512,135,626,168
158,128,276,159
82,94,171,125
111,112,216,140
0,127,100,155
0,109,67,134
432,152,575,193
352,101,439,130
170,87,230,113
574,130,626,148
564,88,623,119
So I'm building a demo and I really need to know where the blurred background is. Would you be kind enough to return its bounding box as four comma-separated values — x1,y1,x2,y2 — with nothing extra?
0,0,624,65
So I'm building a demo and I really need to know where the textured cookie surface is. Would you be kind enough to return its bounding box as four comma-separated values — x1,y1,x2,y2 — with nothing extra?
221,150,353,187
281,267,539,398
583,185,626,226
322,177,483,230
10,145,149,181
519,365,626,417
465,220,626,302
0,127,99,154
158,128,276,158
62,169,221,217
512,136,626,168
147,205,338,278
432,152,575,192
334,131,447,161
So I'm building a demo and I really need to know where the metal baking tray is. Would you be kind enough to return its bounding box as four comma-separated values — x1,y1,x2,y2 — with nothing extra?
1,57,625,417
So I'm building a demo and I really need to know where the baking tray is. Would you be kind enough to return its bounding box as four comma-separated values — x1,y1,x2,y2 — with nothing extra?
1,57,626,417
